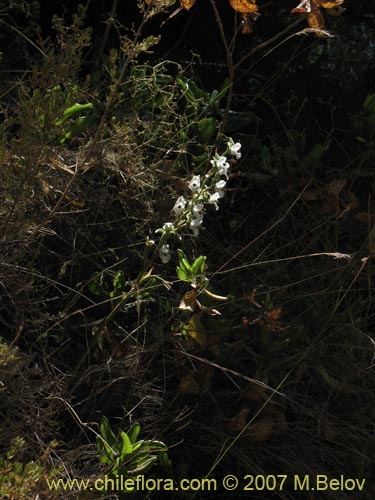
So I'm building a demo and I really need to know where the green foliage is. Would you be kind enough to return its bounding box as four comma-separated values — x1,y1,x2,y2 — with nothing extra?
96,417,169,486
0,1,374,497
111,270,130,297
176,76,258,137
0,337,19,367
53,101,97,144
0,437,59,500
176,249,206,283
32,85,98,145
176,77,228,143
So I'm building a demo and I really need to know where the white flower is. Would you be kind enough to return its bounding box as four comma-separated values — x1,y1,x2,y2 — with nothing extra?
211,155,230,178
189,175,201,193
173,196,186,215
190,213,204,227
208,192,220,210
162,222,174,231
228,140,241,159
215,180,226,198
190,213,203,237
159,244,171,264
155,222,175,234
192,202,204,214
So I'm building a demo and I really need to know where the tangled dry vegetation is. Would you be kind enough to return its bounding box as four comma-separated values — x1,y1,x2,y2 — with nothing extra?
0,1,374,499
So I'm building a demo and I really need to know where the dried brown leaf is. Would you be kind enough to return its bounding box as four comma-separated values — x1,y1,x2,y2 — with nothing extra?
314,0,344,8
179,290,197,312
245,417,275,442
180,0,196,10
178,372,201,396
229,0,258,14
227,408,250,432
307,3,326,34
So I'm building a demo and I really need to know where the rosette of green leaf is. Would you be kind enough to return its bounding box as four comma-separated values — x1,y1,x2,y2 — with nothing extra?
53,102,97,144
176,250,206,284
96,417,168,480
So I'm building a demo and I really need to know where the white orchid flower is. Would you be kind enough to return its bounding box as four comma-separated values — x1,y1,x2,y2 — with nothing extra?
208,192,221,210
228,140,242,159
159,244,171,263
190,213,204,237
192,202,204,214
211,155,230,178
173,196,186,215
155,221,175,235
190,213,203,227
189,175,201,193
215,180,226,198
163,222,174,231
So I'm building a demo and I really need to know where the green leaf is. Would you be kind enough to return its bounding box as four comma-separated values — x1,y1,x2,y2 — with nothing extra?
224,111,258,133
176,267,192,283
112,457,121,476
113,271,128,292
120,432,133,460
132,440,144,452
136,440,168,452
208,79,229,113
100,416,118,449
54,102,94,126
177,249,191,274
177,78,208,103
302,144,327,168
89,280,105,296
96,434,115,464
188,80,209,101
191,255,206,276
61,114,97,143
159,451,171,468
98,454,112,465
196,117,217,143
128,423,141,445
129,456,157,475
176,78,197,104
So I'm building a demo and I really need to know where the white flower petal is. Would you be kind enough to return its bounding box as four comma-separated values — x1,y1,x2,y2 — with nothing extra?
173,196,186,215
212,156,230,178
189,175,201,193
229,142,241,159
192,203,204,214
190,214,203,227
208,192,220,210
159,244,171,263
217,156,228,168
